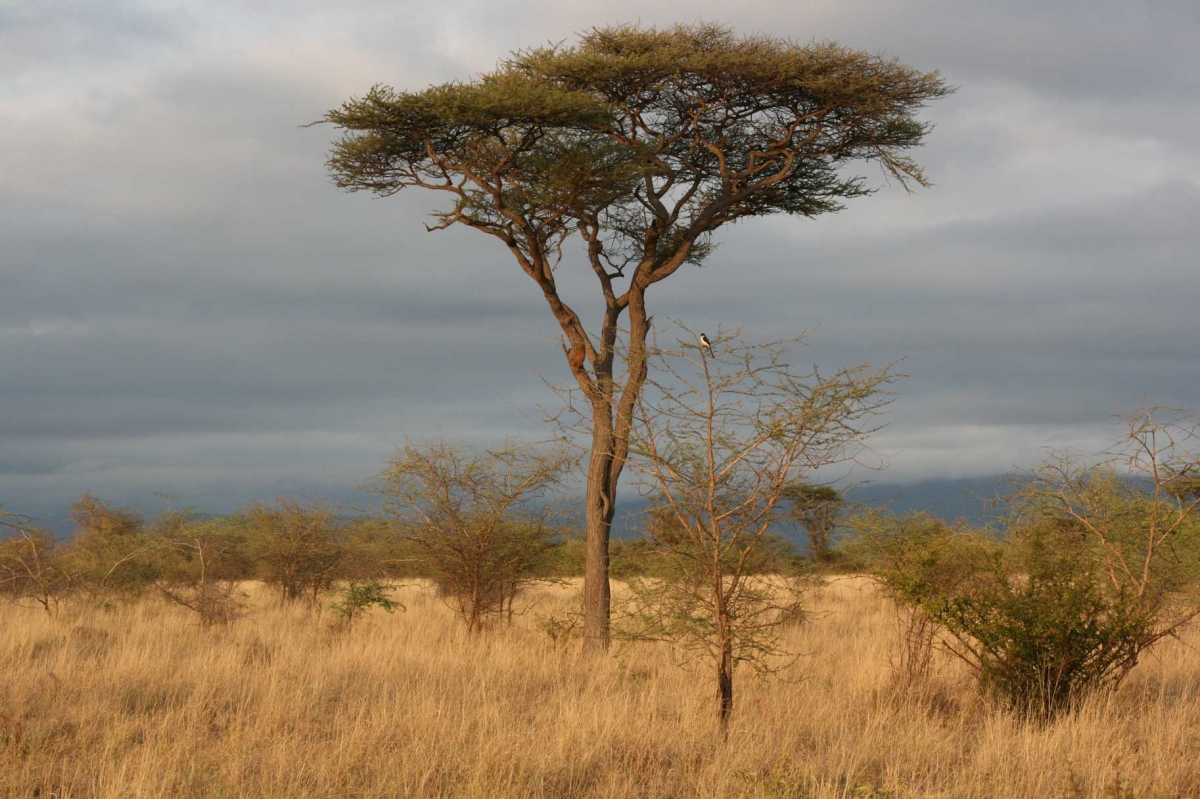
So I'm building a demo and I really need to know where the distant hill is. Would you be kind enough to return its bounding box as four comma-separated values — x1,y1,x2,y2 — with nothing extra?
608,474,1016,540
846,475,1016,527
12,476,1018,542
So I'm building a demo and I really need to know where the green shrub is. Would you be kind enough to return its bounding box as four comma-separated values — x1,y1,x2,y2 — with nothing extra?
856,506,1197,718
67,494,158,599
939,521,1148,716
328,581,402,630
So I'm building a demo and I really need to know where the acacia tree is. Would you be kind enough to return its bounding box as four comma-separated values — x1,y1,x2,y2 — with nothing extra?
623,323,894,733
151,503,251,627
242,499,346,604
0,529,74,615
781,482,844,563
372,440,572,633
322,23,950,651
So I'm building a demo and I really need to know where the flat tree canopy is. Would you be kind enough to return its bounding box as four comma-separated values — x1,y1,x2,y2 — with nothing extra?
322,23,950,651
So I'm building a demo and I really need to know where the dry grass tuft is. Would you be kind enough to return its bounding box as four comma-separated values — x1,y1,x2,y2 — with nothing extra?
1,578,1198,798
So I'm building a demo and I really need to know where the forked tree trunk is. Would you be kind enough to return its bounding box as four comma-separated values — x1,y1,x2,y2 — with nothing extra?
582,409,616,654
578,294,651,655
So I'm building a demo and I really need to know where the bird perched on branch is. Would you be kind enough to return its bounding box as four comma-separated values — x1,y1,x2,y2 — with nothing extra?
699,333,713,355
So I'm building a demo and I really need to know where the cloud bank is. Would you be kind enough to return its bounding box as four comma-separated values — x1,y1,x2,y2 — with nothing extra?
2,0,1197,521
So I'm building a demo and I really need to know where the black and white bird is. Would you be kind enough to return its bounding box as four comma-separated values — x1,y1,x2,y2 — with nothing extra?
699,333,713,354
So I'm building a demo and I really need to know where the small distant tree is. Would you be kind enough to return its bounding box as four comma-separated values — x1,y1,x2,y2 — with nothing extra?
622,323,895,734
0,528,74,615
372,440,573,632
242,499,346,604
68,493,157,598
150,501,251,626
781,482,845,564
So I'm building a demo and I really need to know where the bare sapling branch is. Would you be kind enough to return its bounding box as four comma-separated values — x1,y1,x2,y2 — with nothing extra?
619,321,896,734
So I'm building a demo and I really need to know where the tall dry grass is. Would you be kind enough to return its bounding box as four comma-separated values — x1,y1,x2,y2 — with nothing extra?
1,578,1198,798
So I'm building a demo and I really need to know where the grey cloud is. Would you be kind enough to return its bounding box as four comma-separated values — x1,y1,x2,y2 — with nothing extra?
2,0,1198,518
0,1,186,79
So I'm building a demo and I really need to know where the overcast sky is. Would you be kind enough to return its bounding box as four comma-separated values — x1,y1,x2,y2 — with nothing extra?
2,0,1198,521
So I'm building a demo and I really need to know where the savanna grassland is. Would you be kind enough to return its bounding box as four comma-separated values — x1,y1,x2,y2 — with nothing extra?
2,578,1198,799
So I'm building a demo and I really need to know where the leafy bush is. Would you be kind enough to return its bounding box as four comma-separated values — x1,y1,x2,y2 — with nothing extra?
328,581,402,630
854,409,1200,718
240,499,347,604
151,512,252,627
858,507,1198,717
67,494,158,599
372,440,572,632
942,520,1150,715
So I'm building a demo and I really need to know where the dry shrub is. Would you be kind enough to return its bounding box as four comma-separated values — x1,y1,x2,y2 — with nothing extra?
241,498,346,604
890,603,939,689
536,609,583,647
372,440,572,633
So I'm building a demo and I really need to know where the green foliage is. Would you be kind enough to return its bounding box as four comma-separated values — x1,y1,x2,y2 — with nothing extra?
239,499,347,604
849,512,986,607
781,482,845,563
67,494,158,599
855,500,1200,717
151,506,252,627
945,521,1148,716
329,581,402,630
326,23,951,255
372,440,572,632
1013,468,1200,614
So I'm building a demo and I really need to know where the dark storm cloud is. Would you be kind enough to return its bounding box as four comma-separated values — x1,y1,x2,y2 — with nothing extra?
1,0,1197,518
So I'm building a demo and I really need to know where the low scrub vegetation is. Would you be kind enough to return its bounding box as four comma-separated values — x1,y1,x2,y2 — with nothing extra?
854,407,1200,719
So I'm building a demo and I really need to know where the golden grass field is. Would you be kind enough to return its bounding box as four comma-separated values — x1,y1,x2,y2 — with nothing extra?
2,577,1198,799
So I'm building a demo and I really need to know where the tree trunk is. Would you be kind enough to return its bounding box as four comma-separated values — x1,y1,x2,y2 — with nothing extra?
582,413,616,654
717,636,734,738
810,528,829,564
555,270,650,656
